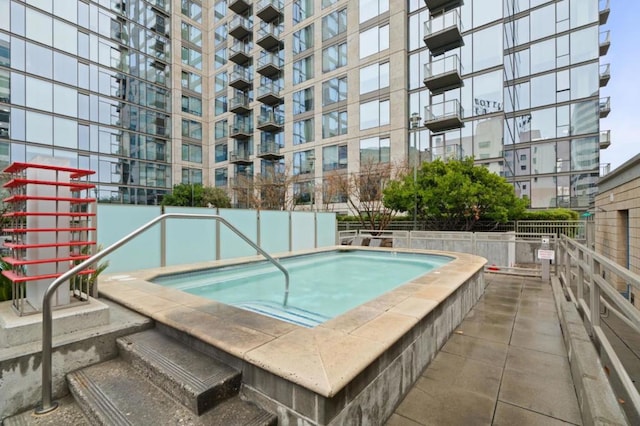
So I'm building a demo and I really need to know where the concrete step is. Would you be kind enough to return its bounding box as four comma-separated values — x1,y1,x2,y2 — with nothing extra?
67,359,276,426
116,329,240,415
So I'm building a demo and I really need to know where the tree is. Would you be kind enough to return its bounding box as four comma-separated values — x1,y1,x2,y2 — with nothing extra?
161,183,231,208
325,160,407,230
384,158,527,231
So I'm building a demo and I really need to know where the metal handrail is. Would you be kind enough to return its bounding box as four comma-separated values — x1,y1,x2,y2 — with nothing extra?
36,213,290,414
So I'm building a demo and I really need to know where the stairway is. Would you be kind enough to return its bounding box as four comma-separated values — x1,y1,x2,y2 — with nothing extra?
4,329,277,426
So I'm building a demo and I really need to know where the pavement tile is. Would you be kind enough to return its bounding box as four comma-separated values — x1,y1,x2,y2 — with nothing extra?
440,334,508,369
395,377,495,426
493,401,578,426
504,346,573,382
513,316,563,338
464,309,516,326
386,413,423,426
455,319,513,343
498,368,582,425
510,328,567,356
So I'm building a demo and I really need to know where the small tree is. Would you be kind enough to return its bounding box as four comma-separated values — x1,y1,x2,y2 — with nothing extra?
384,158,527,231
162,184,231,208
201,187,232,208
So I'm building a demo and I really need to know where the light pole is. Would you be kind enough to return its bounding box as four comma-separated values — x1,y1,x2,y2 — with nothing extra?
410,112,421,231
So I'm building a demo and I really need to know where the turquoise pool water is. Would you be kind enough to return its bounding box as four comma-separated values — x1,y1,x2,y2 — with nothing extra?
153,250,451,327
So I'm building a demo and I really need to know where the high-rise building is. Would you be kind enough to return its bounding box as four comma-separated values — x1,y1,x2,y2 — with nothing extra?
0,0,610,210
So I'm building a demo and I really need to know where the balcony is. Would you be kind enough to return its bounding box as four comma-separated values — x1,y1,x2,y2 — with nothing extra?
424,99,464,132
599,97,610,118
229,42,252,64
229,66,252,89
424,0,464,15
257,112,284,131
257,83,283,105
257,52,283,77
423,9,464,56
229,0,251,14
423,54,463,94
229,16,252,40
229,94,252,114
229,150,253,164
600,162,611,177
257,22,283,50
599,30,610,56
231,174,254,188
229,122,253,139
257,142,284,160
599,130,611,149
599,63,610,87
256,0,283,22
599,0,610,25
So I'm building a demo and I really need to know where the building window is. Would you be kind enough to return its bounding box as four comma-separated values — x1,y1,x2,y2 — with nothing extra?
215,119,227,139
293,181,313,204
214,47,226,69
215,168,228,186
215,95,227,115
181,95,202,116
359,25,389,59
182,143,203,163
322,42,347,72
359,0,389,23
293,87,314,114
293,24,314,54
182,0,203,23
293,56,314,85
322,144,347,171
322,76,347,106
182,167,203,184
293,0,314,24
360,136,390,164
359,62,389,94
322,0,338,8
360,99,389,130
293,149,315,175
181,119,202,140
293,118,314,145
214,72,227,93
213,0,225,22
181,22,202,47
322,8,347,40
214,24,227,46
181,46,202,70
181,71,202,93
215,143,228,162
322,110,347,138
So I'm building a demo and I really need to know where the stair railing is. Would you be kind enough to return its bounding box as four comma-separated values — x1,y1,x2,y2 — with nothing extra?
35,213,290,414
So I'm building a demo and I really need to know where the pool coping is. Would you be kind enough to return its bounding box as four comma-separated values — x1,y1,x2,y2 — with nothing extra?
99,246,486,398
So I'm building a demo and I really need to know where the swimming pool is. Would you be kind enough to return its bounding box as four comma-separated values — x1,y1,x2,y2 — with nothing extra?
152,250,451,326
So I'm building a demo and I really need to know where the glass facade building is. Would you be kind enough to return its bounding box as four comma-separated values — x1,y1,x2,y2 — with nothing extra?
0,0,610,209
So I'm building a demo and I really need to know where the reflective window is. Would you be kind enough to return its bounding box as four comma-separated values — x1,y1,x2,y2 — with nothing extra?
0,70,8,103
182,0,203,23
10,38,25,71
360,136,389,164
215,95,227,115
359,0,389,23
529,107,556,141
53,19,77,55
322,110,347,138
530,176,555,208
53,84,77,117
215,48,227,69
530,38,555,74
0,33,9,67
25,8,51,45
182,22,202,47
53,117,77,149
25,42,52,78
215,120,227,140
472,117,503,159
473,0,501,27
571,137,598,171
293,25,314,54
293,0,314,24
214,24,226,46
9,72,23,105
182,143,203,163
182,71,203,93
293,56,314,84
323,144,347,171
182,167,203,184
181,119,202,140
26,77,51,111
504,15,529,49
322,0,338,8
11,108,25,141
11,1,25,36
570,173,597,208
530,4,555,41
360,62,389,94
213,0,225,22
359,99,389,130
215,167,227,186
322,42,346,72
530,73,556,108
215,142,227,162
322,76,347,105
181,95,202,116
570,100,597,136
570,0,597,28
570,26,598,65
472,24,502,71
0,107,8,139
293,118,314,144
53,53,78,86
25,111,52,144
472,70,502,116
293,87,314,114
322,8,347,41
570,62,598,100
0,0,8,31
293,149,315,175
181,46,202,69
359,25,388,59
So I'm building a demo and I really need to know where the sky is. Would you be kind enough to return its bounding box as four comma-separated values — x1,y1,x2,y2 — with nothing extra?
599,1,640,171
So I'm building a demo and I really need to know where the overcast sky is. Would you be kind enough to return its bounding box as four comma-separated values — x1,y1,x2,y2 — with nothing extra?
599,2,640,171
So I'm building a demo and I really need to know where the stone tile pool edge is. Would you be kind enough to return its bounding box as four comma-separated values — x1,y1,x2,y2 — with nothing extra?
98,246,487,424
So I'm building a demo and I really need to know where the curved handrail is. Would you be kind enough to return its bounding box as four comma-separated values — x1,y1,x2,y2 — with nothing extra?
35,213,289,414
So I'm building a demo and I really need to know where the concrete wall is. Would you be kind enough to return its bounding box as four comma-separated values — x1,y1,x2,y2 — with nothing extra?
595,154,640,307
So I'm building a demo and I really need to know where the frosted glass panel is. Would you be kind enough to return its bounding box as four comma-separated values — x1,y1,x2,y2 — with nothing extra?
97,205,161,273
259,210,290,255
165,207,217,266
218,209,258,259
291,212,315,251
316,213,337,247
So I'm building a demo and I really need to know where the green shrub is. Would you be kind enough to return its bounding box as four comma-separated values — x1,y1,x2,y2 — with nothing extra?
518,208,579,221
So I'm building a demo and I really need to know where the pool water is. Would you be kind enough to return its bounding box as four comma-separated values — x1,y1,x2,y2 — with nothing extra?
153,251,451,326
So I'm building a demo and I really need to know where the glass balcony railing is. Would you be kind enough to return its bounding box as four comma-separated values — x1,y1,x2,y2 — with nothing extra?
229,0,252,14
230,41,252,57
229,15,253,39
599,130,611,149
599,0,610,24
257,82,282,98
599,97,610,117
257,52,284,75
423,54,463,93
599,63,610,86
257,142,283,157
423,9,463,54
229,94,251,111
257,21,283,49
600,162,611,177
257,112,284,128
424,99,464,132
229,122,253,137
599,30,610,56
256,0,283,21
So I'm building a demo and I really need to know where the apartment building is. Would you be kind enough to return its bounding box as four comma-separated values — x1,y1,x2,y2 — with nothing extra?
0,0,611,210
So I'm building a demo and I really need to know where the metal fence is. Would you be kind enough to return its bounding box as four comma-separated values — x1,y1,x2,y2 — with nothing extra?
558,235,640,423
